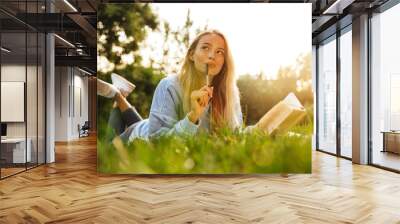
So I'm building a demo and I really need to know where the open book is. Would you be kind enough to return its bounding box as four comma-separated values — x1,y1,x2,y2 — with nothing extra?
255,92,306,135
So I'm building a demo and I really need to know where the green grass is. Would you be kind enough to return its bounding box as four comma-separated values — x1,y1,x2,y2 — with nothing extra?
97,124,312,174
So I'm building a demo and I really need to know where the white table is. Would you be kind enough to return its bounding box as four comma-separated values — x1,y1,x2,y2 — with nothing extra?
1,138,32,163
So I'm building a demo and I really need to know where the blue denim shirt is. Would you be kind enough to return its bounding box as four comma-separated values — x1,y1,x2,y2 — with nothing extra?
128,75,246,142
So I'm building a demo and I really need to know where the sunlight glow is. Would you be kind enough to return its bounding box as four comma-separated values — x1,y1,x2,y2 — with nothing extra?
147,3,311,78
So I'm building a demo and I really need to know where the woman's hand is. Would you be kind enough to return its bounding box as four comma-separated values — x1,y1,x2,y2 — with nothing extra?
188,85,213,123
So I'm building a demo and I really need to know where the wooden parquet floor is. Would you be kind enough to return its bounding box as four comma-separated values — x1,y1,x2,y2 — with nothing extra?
1,135,400,223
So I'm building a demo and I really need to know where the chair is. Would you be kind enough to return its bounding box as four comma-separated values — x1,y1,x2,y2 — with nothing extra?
78,121,90,138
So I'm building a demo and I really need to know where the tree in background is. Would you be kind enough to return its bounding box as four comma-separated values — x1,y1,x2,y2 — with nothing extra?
152,9,208,76
97,3,161,139
98,3,158,71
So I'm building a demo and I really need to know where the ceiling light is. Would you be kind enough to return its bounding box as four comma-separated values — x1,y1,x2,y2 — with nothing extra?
76,49,84,55
78,67,93,76
1,47,11,53
54,34,75,48
63,0,78,12
323,0,355,15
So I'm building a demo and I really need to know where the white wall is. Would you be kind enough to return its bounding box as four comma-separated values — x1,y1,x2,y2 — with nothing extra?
1,63,46,164
1,65,26,141
1,65,34,137
55,67,89,141
73,72,89,138
55,67,68,141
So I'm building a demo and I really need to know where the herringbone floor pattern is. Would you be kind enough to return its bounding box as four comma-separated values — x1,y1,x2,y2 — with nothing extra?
0,135,400,223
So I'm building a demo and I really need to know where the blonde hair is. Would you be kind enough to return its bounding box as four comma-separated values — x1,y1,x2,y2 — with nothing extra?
178,30,241,130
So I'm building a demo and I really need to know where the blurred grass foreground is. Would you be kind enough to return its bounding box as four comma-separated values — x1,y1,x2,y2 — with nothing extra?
97,124,312,174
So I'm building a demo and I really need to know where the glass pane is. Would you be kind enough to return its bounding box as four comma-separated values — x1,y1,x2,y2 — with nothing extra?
340,29,352,158
1,30,27,177
38,32,45,165
0,1,46,178
318,36,337,154
27,31,38,169
390,75,400,130
371,4,400,171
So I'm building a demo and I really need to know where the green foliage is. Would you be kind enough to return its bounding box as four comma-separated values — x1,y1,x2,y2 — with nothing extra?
97,3,163,140
97,124,312,174
238,53,313,125
98,3,158,68
157,9,208,75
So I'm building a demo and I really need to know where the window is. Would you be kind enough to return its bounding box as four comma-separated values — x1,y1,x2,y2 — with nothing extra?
371,2,400,171
339,27,352,158
317,35,337,154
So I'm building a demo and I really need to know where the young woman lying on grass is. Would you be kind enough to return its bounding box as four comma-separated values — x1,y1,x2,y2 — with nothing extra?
98,30,253,143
